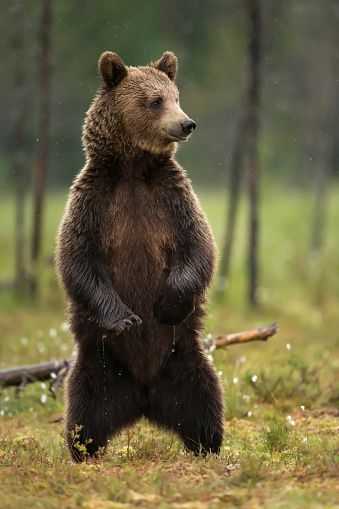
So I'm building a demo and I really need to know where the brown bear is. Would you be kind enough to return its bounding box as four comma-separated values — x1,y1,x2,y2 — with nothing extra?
56,50,224,462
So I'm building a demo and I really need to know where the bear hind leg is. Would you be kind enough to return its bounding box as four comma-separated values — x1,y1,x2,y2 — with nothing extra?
147,344,224,456
66,362,144,462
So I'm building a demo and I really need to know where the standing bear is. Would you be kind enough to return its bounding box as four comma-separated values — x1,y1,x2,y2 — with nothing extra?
56,50,224,462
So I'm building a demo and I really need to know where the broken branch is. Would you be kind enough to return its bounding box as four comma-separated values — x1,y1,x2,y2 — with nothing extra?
203,323,278,349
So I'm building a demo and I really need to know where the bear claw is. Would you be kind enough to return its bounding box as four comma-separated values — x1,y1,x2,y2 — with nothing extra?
110,315,142,334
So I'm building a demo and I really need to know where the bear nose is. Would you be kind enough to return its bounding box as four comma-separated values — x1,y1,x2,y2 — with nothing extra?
181,119,197,135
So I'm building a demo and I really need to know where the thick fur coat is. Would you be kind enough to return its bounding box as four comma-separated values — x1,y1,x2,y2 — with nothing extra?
56,51,224,461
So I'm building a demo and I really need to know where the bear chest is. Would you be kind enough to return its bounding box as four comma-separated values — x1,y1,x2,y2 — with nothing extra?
103,182,175,271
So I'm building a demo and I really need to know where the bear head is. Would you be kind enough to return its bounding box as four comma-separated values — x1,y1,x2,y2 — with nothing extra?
82,51,196,160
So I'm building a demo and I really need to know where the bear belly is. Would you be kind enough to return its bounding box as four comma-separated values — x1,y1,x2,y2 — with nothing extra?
107,236,174,383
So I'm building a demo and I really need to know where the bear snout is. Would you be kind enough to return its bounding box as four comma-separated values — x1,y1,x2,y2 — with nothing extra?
181,119,197,136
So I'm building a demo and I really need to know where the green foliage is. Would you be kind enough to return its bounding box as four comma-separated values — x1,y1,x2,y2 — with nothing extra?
261,416,291,454
244,354,323,405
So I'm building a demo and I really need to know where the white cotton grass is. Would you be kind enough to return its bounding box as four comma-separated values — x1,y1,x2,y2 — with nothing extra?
232,376,239,384
251,375,258,383
40,394,48,405
286,415,296,426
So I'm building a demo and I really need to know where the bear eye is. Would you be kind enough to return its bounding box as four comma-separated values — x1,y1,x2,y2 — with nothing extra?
151,98,163,109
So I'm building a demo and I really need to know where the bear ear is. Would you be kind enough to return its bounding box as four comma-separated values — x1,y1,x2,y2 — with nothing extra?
98,51,127,87
152,51,178,81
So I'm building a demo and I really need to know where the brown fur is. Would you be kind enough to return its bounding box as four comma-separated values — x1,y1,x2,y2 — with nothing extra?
56,51,224,461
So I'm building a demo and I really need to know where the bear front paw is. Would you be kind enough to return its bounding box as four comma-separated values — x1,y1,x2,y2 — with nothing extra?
154,289,195,326
109,314,142,335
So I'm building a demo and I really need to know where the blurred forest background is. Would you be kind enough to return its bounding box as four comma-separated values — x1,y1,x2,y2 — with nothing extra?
0,1,339,508
1,0,339,308
0,0,339,304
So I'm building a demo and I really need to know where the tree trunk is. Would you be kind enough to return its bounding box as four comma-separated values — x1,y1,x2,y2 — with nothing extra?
217,116,248,294
309,14,336,256
310,133,332,253
246,0,262,306
30,0,53,298
11,0,28,289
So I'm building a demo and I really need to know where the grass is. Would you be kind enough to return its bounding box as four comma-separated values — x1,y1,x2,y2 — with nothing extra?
0,183,338,508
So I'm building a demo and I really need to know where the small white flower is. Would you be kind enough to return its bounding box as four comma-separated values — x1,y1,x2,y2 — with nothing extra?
50,372,57,379
49,328,57,338
209,344,216,352
289,420,296,426
239,356,247,364
302,437,308,443
4,396,10,402
247,411,252,417
206,333,212,340
286,343,291,351
217,370,223,377
0,410,5,416
232,376,239,384
242,394,251,402
251,375,258,383
207,354,214,362
40,394,47,404
40,382,46,390
300,405,305,411
286,415,292,422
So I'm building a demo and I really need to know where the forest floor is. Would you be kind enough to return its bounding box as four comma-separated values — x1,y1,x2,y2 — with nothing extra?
0,187,338,508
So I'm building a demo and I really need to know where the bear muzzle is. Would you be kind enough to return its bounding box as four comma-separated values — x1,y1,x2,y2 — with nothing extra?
165,118,197,142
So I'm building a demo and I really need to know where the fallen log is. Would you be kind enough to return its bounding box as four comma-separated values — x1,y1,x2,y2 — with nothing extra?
0,323,278,391
0,359,71,388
